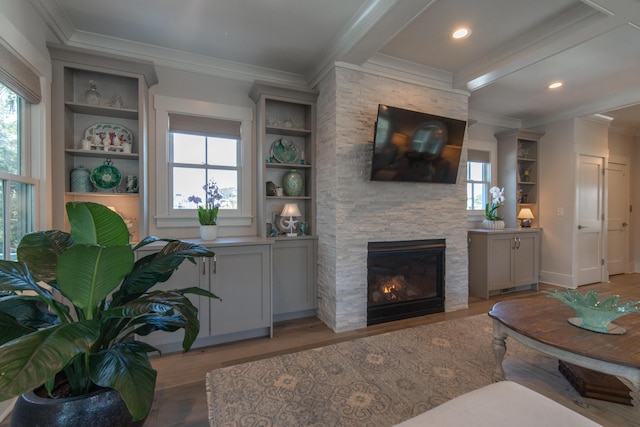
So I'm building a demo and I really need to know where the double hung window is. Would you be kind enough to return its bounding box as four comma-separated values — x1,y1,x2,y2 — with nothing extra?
0,83,36,260
467,149,491,212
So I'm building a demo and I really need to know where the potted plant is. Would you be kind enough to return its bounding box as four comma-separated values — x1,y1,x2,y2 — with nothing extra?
483,186,505,229
0,202,218,426
189,178,223,240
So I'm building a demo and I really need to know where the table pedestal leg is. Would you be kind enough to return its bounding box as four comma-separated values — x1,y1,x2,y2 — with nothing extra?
492,321,507,382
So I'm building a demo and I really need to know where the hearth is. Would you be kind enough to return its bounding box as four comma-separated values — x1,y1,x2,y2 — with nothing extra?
367,239,445,325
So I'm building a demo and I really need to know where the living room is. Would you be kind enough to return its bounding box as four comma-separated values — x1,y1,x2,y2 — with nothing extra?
1,0,640,425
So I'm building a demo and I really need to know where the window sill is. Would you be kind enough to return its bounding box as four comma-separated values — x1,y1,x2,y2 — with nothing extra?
154,215,252,228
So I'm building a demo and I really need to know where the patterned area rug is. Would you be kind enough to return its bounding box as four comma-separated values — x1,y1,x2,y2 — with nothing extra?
205,314,530,426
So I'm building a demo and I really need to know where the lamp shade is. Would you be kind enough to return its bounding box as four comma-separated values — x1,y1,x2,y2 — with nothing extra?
517,208,534,219
280,203,301,217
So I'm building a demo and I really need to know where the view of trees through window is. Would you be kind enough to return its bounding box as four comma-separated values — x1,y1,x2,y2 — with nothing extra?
0,82,34,260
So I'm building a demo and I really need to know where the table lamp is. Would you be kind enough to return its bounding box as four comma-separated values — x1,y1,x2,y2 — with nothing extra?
280,203,301,237
518,207,534,228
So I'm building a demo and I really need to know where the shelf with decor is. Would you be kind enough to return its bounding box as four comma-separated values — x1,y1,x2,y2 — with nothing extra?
49,43,157,243
250,81,318,321
496,129,544,228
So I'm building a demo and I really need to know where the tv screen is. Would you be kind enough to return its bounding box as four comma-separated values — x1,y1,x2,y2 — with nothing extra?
370,104,466,183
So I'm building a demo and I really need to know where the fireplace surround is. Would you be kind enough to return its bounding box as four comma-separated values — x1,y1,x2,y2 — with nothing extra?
367,239,445,325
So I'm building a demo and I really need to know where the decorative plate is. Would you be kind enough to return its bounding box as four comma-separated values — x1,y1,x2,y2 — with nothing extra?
271,138,298,164
90,163,122,190
84,123,133,145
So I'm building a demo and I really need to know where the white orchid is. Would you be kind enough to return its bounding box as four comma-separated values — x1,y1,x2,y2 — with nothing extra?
485,186,505,220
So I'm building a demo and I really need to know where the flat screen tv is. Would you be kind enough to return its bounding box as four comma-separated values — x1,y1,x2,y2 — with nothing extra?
370,104,466,183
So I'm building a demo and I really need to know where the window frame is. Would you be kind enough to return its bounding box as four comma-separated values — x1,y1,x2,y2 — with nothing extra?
154,95,253,228
465,141,497,220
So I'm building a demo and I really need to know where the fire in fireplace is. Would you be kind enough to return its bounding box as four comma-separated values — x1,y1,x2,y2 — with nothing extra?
367,239,445,325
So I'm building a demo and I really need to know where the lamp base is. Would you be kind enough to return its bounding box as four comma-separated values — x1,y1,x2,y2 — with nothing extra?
521,219,532,228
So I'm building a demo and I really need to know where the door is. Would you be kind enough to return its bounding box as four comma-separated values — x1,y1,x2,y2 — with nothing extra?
576,154,605,285
607,160,629,275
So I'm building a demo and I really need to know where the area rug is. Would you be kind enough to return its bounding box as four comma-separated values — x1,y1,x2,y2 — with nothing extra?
205,314,532,426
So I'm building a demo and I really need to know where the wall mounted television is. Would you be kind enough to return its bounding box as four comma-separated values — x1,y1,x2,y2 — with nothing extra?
370,104,467,183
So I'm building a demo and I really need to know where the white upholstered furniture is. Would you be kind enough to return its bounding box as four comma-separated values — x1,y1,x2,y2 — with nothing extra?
394,381,602,427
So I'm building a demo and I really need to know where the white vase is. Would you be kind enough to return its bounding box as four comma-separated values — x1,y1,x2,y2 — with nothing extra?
199,225,217,240
482,219,505,230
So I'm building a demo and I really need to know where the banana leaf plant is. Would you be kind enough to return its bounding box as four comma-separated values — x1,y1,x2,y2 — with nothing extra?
0,202,218,421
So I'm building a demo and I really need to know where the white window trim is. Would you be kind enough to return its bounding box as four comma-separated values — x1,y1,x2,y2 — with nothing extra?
154,95,253,228
466,140,497,221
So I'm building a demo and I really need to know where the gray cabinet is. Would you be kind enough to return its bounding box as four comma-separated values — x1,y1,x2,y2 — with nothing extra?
468,229,540,299
137,239,272,353
206,244,272,337
272,238,317,321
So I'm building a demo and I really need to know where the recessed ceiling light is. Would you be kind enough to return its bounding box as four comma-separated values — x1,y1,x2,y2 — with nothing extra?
452,27,471,40
548,81,563,89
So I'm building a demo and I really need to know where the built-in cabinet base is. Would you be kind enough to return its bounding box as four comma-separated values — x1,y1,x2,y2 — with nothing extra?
468,229,540,299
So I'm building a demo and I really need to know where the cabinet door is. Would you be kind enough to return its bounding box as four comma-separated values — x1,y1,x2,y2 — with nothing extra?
273,239,315,317
134,255,205,350
486,234,515,291
208,245,271,336
514,232,539,286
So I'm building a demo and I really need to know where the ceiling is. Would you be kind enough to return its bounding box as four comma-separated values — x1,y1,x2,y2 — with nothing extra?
31,0,640,133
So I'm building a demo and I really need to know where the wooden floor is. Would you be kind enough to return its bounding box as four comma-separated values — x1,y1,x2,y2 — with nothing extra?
3,274,639,426
145,274,640,426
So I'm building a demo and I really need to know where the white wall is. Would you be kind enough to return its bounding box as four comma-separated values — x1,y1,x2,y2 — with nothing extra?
538,120,576,286
537,116,610,287
316,65,470,332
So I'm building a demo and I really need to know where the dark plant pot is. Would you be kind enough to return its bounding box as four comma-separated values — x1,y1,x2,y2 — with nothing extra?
10,387,148,427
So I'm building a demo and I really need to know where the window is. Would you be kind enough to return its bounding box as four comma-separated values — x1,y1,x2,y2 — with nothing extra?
171,134,238,210
0,83,36,260
467,149,491,211
154,95,253,228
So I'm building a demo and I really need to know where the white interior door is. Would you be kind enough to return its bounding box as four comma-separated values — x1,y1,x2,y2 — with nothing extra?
607,160,629,276
576,154,604,285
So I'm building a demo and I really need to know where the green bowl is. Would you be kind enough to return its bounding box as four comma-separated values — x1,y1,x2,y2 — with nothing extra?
544,289,640,334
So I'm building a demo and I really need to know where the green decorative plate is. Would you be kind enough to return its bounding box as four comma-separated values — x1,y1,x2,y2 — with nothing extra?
271,138,298,164
90,164,122,190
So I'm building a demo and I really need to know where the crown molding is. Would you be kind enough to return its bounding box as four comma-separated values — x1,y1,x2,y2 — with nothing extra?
468,109,522,129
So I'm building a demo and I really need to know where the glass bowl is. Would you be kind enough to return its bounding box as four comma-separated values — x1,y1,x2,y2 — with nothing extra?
544,289,640,334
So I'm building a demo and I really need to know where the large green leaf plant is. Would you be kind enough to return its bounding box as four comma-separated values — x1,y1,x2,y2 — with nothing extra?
0,202,218,421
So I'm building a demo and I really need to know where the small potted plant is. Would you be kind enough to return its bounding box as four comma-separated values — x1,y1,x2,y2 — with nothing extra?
483,186,505,229
189,178,223,240
0,202,218,426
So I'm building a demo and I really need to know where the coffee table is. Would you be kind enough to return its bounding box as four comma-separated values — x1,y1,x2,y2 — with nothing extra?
489,296,640,390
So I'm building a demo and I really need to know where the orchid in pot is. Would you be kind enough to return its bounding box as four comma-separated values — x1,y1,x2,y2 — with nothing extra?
189,178,224,240
483,186,505,229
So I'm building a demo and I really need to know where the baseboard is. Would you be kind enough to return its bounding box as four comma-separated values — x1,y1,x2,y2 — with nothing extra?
539,270,575,288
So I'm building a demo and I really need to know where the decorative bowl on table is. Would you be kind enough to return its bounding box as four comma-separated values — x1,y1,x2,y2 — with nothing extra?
544,289,640,334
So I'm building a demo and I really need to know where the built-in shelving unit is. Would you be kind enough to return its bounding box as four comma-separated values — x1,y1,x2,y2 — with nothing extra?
496,129,544,228
249,81,319,320
48,43,157,242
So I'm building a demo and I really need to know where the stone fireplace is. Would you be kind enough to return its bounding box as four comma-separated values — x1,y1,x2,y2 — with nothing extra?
367,239,445,325
314,64,470,333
